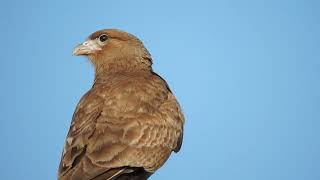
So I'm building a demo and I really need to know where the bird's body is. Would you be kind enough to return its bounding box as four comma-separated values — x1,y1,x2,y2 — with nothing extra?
58,29,184,180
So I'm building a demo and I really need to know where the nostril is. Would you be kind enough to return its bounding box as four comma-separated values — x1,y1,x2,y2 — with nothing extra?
83,42,89,46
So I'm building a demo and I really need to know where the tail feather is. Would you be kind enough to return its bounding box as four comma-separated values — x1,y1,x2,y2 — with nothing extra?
90,167,152,180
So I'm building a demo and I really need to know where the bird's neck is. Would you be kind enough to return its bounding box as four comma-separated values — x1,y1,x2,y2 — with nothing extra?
92,57,152,84
93,69,152,86
92,55,152,73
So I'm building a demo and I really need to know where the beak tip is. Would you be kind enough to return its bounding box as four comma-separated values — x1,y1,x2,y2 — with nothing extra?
72,47,83,56
72,51,79,56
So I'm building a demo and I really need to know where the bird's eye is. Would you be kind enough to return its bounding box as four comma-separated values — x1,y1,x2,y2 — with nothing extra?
98,34,108,42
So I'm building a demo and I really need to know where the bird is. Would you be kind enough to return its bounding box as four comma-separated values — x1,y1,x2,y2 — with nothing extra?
57,29,184,180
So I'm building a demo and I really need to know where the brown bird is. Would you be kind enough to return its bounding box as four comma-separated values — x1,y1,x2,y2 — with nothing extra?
58,29,184,180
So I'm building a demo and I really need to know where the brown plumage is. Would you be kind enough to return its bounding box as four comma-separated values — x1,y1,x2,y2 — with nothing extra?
58,29,184,180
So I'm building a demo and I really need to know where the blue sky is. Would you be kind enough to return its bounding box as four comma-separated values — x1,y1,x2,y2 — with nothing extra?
0,0,319,179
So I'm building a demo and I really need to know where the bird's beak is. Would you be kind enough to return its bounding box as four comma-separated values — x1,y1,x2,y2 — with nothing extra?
73,40,102,56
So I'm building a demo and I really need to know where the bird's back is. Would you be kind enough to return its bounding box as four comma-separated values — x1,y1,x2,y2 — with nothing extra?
58,71,184,180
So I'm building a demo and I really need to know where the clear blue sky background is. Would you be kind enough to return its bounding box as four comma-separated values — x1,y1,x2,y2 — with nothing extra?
0,0,319,180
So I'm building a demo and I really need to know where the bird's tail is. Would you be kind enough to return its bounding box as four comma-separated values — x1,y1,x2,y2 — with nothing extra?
90,167,152,180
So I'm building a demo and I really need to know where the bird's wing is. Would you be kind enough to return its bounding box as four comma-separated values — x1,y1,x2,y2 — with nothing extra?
151,72,185,153
57,89,106,179
164,92,184,153
58,89,138,180
151,75,184,162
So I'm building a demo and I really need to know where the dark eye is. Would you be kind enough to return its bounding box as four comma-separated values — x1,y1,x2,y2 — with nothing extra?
99,34,108,42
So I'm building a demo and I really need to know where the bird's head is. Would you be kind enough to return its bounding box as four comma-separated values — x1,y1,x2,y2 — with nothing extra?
73,29,152,73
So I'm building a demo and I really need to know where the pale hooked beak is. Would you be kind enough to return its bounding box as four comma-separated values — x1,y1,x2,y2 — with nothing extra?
73,40,102,56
